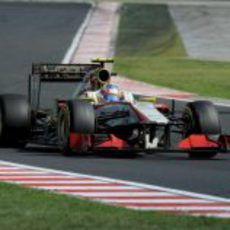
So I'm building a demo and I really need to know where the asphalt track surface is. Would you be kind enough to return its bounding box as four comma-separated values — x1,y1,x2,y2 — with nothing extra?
0,2,90,96
0,3,230,199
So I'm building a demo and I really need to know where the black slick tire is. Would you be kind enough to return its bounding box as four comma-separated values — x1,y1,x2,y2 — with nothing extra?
68,100,95,134
183,100,221,159
0,94,31,146
58,100,95,156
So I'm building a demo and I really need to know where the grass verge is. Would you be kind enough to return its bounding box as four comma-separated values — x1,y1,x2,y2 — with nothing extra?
0,182,230,230
114,4,230,99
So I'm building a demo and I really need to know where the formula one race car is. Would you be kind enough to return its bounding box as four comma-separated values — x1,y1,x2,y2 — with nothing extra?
0,59,229,159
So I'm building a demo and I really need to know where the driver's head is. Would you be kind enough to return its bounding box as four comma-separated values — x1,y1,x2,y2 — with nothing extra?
100,84,120,102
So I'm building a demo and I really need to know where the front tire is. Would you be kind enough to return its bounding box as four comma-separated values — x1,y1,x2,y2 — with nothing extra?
183,101,221,159
58,100,95,156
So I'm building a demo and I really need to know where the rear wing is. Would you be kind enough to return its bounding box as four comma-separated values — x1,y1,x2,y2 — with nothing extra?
28,62,113,110
31,63,101,82
28,63,101,110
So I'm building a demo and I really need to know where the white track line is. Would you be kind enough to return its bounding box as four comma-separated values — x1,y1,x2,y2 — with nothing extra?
62,3,95,64
25,186,141,190
13,180,110,184
67,192,181,197
131,207,230,211
71,2,121,63
96,199,213,204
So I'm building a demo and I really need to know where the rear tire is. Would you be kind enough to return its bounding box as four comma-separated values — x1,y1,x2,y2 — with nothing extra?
58,100,95,156
0,94,31,146
183,101,221,159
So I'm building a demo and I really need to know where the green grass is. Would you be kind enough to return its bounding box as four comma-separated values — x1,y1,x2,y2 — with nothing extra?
0,182,230,230
116,5,185,57
114,4,230,99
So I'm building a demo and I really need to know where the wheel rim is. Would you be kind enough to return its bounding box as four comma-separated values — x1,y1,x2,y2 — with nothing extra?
183,108,196,137
58,109,70,150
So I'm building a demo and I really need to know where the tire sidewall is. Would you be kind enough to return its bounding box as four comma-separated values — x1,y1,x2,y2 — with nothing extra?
183,101,221,136
58,105,71,153
183,101,220,159
183,106,198,136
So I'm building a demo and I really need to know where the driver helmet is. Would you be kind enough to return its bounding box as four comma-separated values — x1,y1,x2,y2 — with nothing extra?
100,84,120,102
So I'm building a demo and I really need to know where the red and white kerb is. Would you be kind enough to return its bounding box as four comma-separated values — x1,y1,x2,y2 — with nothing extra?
0,160,229,218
